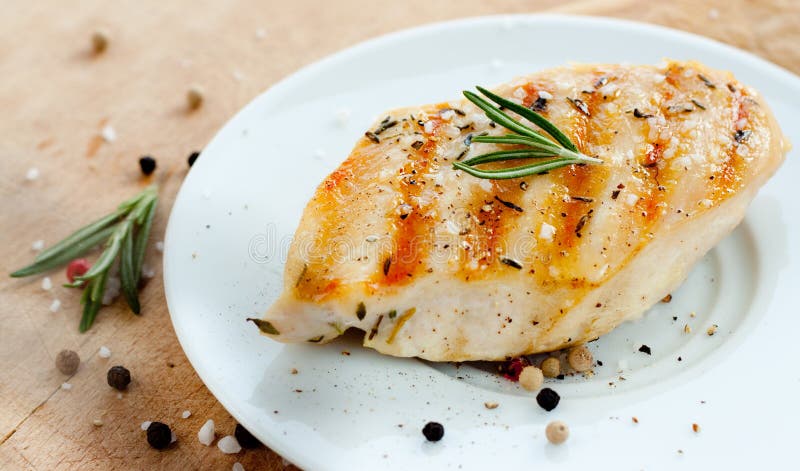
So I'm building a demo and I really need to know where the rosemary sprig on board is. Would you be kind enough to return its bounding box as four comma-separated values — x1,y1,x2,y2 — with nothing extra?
11,185,158,332
454,86,602,179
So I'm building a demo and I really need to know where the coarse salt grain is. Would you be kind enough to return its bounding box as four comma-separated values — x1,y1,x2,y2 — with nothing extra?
101,124,116,143
181,410,191,419
539,223,556,241
102,276,121,305
93,418,103,427
708,8,719,19
233,463,245,471
98,346,111,359
624,193,639,207
538,90,553,100
31,240,45,251
171,431,177,444
155,241,165,252
217,435,242,454
141,265,156,279
335,107,351,126
365,235,379,242
61,382,72,390
49,299,61,313
440,109,455,121
26,168,40,181
423,121,434,134
255,28,267,39
141,421,152,431
117,392,123,399
198,419,215,446
42,277,52,290
232,70,245,81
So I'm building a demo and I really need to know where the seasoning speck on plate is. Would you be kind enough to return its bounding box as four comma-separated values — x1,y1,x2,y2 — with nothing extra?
567,345,593,372
484,402,499,410
139,156,157,176
56,349,80,375
181,410,191,419
519,366,544,391
692,423,701,433
107,365,131,390
706,324,718,336
218,435,242,454
61,382,72,390
536,388,561,411
422,421,444,442
41,276,52,290
545,420,569,445
235,423,263,449
31,240,44,251
49,299,61,313
198,419,215,446
146,422,172,450
638,344,652,355
541,357,560,378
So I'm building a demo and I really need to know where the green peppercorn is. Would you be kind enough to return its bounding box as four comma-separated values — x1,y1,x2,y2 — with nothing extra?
107,365,131,390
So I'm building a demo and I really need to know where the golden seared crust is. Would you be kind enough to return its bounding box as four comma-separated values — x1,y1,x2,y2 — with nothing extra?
262,60,787,360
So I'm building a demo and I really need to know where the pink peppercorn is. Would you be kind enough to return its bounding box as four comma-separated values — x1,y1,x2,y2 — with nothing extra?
66,258,91,282
502,357,530,382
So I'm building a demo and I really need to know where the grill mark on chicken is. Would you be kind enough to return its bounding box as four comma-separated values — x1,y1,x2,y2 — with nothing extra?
383,118,439,285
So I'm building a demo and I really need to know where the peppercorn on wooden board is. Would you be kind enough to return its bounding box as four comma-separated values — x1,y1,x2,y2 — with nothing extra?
0,0,798,469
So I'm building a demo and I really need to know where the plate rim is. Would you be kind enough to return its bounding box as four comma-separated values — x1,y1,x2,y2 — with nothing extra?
163,13,800,469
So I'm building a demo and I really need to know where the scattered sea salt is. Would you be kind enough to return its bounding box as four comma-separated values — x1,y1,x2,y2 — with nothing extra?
155,241,165,252
233,463,245,471
117,392,123,399
423,121,434,134
26,167,40,181
539,223,556,241
92,418,104,427
61,382,72,390
255,28,267,40
171,431,177,444
141,421,152,431
232,70,245,81
365,235,379,243
41,277,52,290
98,346,111,359
49,299,61,313
708,8,719,20
440,109,455,121
538,90,553,100
198,419,215,446
181,410,191,419
335,107,351,126
624,193,639,207
217,435,242,454
31,240,44,251
101,124,116,143
141,265,156,279
102,276,121,305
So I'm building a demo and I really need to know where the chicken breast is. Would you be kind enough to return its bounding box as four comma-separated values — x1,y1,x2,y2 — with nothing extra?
253,60,787,361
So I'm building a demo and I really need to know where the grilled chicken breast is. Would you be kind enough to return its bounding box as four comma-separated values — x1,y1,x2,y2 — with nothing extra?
255,60,787,361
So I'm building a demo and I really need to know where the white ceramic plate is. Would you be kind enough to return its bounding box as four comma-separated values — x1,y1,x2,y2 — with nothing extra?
164,15,800,470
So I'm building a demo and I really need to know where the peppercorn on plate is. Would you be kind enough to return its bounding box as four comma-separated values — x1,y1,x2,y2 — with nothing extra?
164,15,800,471
255,61,787,361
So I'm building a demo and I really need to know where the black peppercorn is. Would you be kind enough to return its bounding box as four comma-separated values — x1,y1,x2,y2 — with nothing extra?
536,387,561,411
235,423,262,449
146,421,172,450
139,156,156,175
638,345,652,355
422,421,444,442
187,151,200,167
107,365,131,390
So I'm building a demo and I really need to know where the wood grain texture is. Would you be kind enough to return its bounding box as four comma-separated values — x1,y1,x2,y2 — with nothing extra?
0,0,796,469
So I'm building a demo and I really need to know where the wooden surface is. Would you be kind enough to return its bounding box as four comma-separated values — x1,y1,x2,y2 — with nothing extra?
0,0,797,469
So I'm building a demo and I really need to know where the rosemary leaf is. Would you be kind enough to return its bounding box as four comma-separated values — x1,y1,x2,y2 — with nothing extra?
11,226,116,278
463,91,547,141
454,158,582,180
470,134,557,148
79,269,110,332
475,86,578,152
75,222,127,282
119,228,140,314
461,149,557,166
32,209,126,264
133,198,157,280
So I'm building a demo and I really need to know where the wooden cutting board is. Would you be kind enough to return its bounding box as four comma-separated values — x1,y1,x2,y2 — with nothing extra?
1,0,797,469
